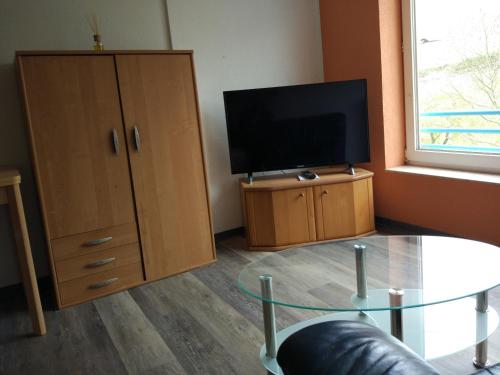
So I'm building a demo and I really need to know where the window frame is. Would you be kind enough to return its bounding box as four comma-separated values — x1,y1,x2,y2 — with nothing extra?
401,0,500,174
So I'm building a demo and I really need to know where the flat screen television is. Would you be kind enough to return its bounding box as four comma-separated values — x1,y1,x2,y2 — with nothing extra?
223,79,370,175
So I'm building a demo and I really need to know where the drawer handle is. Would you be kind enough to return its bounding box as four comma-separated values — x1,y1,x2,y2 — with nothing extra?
86,257,116,268
82,236,113,247
322,190,329,195
299,193,305,198
89,277,119,289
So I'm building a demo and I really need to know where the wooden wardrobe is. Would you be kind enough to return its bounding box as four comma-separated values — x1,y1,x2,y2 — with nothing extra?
17,51,216,308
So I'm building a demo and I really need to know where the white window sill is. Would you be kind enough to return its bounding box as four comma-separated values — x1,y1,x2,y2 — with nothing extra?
386,165,500,185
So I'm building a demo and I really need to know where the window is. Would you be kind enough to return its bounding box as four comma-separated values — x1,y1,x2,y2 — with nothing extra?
402,0,500,173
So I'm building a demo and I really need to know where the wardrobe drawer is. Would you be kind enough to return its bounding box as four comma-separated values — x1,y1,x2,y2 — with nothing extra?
58,262,144,306
51,223,139,261
55,243,142,282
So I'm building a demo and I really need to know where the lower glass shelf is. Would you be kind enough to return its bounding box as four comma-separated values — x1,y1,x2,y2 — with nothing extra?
260,296,499,375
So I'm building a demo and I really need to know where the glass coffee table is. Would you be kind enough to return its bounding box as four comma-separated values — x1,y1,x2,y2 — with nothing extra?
238,236,500,374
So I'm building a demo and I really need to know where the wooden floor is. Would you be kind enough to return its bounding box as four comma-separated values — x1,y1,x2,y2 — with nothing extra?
1,228,499,374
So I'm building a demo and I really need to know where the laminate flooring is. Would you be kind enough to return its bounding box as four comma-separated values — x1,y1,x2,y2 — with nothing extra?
1,230,499,374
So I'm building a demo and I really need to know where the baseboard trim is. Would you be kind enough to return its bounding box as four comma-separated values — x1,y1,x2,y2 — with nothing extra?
214,227,245,242
375,216,449,236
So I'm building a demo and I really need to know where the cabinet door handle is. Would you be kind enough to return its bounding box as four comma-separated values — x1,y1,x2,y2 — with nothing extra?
88,277,119,289
85,257,116,268
299,193,305,197
112,129,120,155
133,125,141,152
82,236,113,247
322,190,328,195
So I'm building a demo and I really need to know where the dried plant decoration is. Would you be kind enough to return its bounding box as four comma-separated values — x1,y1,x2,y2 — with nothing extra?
87,13,104,51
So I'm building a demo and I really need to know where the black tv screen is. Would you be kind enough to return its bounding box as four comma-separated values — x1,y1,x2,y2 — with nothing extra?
223,79,370,174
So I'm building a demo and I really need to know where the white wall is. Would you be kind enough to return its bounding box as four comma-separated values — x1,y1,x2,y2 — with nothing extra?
0,0,170,287
166,0,324,232
0,0,323,287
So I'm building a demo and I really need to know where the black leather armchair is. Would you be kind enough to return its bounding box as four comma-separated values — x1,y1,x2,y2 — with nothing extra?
277,320,500,375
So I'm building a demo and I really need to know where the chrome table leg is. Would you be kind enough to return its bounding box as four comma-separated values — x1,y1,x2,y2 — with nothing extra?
389,288,404,341
354,244,367,298
260,275,277,359
354,244,368,317
473,291,490,368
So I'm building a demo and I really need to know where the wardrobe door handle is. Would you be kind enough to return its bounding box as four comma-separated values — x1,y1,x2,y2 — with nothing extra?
85,257,116,268
112,129,120,155
88,278,119,289
82,236,113,247
133,126,141,152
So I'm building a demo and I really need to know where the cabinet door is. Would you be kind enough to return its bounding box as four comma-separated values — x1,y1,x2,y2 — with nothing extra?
352,178,375,235
315,182,356,240
19,56,136,238
244,191,276,247
273,188,316,246
314,179,374,240
245,187,315,247
115,54,215,280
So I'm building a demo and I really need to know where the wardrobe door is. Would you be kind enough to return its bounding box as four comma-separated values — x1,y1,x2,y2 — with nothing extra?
19,55,136,238
116,53,215,280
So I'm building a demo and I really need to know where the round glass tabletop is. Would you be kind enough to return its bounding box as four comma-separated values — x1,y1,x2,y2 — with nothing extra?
238,235,500,311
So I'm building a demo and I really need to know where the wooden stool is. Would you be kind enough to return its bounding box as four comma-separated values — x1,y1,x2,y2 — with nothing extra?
0,167,46,335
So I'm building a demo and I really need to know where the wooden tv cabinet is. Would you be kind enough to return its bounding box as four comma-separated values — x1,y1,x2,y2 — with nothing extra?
240,168,375,251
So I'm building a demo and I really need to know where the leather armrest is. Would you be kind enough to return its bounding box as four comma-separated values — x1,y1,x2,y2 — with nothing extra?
277,320,439,375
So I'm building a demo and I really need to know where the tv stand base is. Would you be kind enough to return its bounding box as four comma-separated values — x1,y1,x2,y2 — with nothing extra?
240,168,375,251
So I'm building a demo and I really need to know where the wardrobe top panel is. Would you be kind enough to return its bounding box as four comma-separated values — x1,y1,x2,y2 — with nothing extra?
16,50,193,57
